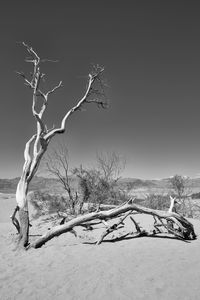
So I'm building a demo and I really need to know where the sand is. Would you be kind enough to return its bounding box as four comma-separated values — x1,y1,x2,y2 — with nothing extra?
0,195,200,300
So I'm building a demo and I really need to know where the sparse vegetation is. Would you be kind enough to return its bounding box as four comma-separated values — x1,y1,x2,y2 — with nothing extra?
43,149,128,213
44,144,80,215
29,191,71,218
10,43,197,250
169,174,193,217
142,193,170,211
140,191,200,219
73,152,128,208
170,175,188,199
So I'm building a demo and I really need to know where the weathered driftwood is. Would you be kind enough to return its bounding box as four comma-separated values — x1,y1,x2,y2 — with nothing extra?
30,203,196,249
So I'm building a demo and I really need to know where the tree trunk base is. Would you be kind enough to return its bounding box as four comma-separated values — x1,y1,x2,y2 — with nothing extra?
18,208,29,248
10,206,20,234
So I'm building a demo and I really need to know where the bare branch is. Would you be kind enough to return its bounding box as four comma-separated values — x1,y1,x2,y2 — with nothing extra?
40,59,59,63
15,71,33,87
97,151,126,182
44,66,107,141
45,81,63,97
45,147,72,194
16,70,46,100
21,42,40,64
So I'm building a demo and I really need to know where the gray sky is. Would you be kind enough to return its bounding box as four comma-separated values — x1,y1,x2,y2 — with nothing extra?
1,0,200,179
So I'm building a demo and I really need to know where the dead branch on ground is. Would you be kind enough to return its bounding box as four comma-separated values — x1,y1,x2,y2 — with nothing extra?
29,201,196,249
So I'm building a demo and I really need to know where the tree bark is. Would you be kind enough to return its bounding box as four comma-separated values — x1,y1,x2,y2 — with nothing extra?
16,178,30,247
18,208,29,247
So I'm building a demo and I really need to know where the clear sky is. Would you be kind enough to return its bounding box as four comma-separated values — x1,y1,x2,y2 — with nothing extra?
1,0,200,179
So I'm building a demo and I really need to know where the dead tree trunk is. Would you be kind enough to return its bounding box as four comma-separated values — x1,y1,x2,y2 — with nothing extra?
30,202,196,249
12,42,107,248
15,135,36,247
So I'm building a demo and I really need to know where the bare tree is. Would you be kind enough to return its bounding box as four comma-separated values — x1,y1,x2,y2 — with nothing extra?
170,175,188,200
11,43,196,250
73,166,107,209
11,42,107,248
45,144,78,214
96,151,125,183
72,152,126,208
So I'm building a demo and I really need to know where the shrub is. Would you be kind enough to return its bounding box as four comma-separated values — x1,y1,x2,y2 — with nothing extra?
191,192,200,199
142,193,170,211
142,193,198,218
29,191,70,218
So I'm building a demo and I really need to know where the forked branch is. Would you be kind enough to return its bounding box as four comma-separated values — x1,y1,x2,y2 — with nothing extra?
44,65,107,140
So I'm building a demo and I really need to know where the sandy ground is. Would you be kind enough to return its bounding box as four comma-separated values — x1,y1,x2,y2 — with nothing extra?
0,195,200,300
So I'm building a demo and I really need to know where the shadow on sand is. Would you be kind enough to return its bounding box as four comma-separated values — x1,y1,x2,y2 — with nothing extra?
82,232,191,245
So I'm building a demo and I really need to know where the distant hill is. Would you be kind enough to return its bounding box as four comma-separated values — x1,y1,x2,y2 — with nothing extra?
0,177,63,194
1,176,200,196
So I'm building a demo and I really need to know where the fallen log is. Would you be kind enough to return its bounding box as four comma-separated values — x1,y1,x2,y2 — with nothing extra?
29,202,196,249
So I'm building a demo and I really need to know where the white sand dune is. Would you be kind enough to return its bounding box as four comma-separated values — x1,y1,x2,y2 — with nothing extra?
0,196,200,300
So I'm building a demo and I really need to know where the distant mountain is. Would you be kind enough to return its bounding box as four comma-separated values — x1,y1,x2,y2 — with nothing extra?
0,177,62,194
118,178,157,189
0,177,19,193
1,176,200,195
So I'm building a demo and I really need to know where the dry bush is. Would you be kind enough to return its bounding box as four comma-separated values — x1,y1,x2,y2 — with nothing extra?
74,166,129,208
29,191,70,218
169,174,193,217
142,193,170,211
142,193,199,218
177,197,197,218
72,151,127,208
